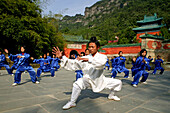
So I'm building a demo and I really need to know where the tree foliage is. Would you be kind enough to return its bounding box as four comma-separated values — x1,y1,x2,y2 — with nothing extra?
0,0,64,58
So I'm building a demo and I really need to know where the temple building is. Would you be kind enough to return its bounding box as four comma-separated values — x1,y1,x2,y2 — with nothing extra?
132,13,166,42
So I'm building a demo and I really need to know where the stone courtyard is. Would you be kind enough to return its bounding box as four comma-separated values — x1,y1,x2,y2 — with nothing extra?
0,68,169,113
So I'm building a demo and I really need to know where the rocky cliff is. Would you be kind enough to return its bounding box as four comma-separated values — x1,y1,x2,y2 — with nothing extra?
60,0,129,26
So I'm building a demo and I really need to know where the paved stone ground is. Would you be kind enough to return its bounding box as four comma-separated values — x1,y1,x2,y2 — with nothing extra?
0,68,169,113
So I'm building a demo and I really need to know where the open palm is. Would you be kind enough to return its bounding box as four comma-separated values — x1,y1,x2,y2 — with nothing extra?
52,47,63,58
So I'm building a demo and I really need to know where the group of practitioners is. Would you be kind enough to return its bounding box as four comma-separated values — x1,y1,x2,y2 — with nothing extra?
104,49,164,87
0,46,60,86
0,36,165,110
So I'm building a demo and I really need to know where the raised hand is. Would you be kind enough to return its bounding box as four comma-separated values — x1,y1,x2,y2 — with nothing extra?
52,47,63,59
142,57,147,64
4,49,8,54
17,56,22,59
30,57,34,60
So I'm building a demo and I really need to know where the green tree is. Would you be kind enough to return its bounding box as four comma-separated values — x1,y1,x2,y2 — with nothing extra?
0,0,64,57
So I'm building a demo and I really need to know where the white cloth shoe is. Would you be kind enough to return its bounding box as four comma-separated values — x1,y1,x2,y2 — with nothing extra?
35,81,40,84
140,82,147,84
132,84,137,87
108,95,120,101
12,83,18,86
63,101,76,110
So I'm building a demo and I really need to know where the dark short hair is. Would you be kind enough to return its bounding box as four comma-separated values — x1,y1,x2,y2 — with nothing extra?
118,51,123,54
140,49,147,56
88,37,100,48
81,52,85,56
157,55,161,58
85,49,89,52
21,45,26,48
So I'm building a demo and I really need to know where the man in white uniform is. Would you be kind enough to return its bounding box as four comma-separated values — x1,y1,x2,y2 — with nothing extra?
53,37,122,110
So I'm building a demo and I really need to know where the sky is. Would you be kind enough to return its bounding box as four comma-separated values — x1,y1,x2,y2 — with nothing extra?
40,0,101,16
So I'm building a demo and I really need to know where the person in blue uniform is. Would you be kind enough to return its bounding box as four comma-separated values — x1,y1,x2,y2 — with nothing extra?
47,52,51,59
36,54,55,77
69,50,83,81
110,56,116,68
0,49,12,75
152,55,164,75
146,56,153,71
12,46,39,86
104,58,110,70
110,56,117,78
4,49,18,76
75,49,90,80
113,51,129,78
47,52,53,67
85,49,90,56
51,55,60,71
32,55,44,66
131,56,138,77
131,49,149,87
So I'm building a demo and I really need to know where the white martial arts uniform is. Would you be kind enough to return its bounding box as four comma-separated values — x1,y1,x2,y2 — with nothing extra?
61,52,122,103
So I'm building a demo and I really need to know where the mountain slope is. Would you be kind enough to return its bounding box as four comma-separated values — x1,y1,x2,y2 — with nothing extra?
59,0,170,45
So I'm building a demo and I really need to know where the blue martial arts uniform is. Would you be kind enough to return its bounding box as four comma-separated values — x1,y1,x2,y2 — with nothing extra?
9,54,19,73
14,53,37,84
152,59,164,74
104,59,110,70
110,58,117,78
111,58,116,68
71,54,83,81
33,58,44,69
131,56,149,85
33,58,44,64
36,58,55,77
75,70,83,81
51,58,60,71
131,61,138,77
112,56,129,78
47,56,52,60
146,58,153,71
0,54,12,74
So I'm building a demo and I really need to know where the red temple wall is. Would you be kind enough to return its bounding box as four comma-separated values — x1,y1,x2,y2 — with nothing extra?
102,46,141,55
136,31,161,43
